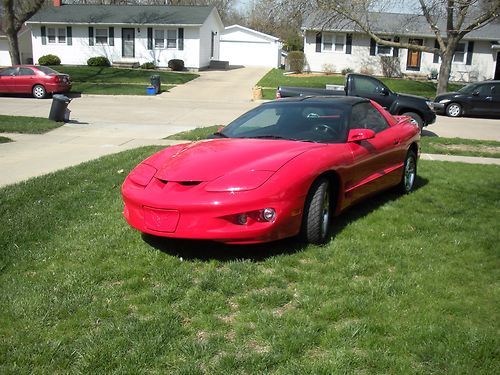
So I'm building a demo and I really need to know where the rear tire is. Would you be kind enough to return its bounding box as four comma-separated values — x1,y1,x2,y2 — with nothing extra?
301,177,332,244
399,150,417,194
402,112,424,131
32,84,46,99
445,102,462,117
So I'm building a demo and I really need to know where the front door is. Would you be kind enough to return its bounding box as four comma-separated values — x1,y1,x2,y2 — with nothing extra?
122,28,135,58
406,39,423,71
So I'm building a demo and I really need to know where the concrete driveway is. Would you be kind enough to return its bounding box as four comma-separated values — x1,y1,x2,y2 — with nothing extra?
0,67,268,187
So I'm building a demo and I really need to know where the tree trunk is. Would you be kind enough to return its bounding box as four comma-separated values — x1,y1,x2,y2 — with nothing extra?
437,50,454,95
7,31,21,65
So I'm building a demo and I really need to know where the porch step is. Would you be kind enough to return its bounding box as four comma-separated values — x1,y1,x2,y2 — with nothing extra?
209,60,229,70
112,61,140,68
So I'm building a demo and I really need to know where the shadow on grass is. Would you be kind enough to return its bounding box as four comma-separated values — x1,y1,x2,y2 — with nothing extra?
142,175,429,262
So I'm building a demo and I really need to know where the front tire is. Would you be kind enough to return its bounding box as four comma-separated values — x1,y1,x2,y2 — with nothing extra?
301,177,332,244
32,84,46,99
402,112,424,131
445,102,462,117
399,150,417,194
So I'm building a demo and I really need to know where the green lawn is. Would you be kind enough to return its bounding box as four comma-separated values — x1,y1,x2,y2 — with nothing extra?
257,69,465,100
0,147,498,373
0,114,64,133
51,65,199,95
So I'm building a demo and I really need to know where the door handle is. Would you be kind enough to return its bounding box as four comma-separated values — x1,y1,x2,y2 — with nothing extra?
393,139,400,145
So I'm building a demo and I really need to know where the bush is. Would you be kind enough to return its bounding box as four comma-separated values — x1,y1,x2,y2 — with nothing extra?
87,56,111,67
140,62,156,70
359,65,374,76
341,67,354,75
322,63,335,75
168,59,185,71
288,51,305,73
38,54,61,66
380,56,401,78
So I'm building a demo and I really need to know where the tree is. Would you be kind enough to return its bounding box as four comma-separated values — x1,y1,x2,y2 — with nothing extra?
313,0,500,94
1,0,46,65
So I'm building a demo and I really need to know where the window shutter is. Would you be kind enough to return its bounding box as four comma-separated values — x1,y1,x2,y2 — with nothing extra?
67,26,72,45
393,36,399,57
41,26,47,45
346,33,352,54
433,40,440,63
109,27,114,46
89,26,94,46
370,38,376,56
466,41,474,65
178,28,184,51
315,32,322,52
147,27,153,50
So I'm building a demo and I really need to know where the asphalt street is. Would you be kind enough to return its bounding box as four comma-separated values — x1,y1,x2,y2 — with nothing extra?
0,66,499,187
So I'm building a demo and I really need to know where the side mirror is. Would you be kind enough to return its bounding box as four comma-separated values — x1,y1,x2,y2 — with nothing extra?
472,91,480,96
380,87,389,96
347,128,376,142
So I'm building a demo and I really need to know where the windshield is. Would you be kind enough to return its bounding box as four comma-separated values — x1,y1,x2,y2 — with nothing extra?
220,101,350,143
36,66,61,75
458,83,481,94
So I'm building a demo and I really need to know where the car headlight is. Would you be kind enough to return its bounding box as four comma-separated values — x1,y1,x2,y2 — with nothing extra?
439,99,451,104
426,100,434,110
205,170,274,192
128,163,157,187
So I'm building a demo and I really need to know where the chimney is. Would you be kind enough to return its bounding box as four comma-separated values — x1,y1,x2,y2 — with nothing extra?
54,0,62,7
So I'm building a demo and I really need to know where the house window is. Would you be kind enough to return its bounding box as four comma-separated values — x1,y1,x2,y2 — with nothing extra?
95,28,108,45
167,29,177,49
377,38,392,55
322,33,345,52
47,27,66,43
453,42,466,63
154,30,165,48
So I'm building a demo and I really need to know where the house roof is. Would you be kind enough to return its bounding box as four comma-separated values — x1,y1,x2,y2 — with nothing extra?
26,5,215,26
222,25,280,42
303,11,500,41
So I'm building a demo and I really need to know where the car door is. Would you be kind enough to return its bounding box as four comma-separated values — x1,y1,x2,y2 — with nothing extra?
350,75,395,109
490,84,500,116
15,67,37,94
466,83,495,115
344,102,404,204
0,67,19,93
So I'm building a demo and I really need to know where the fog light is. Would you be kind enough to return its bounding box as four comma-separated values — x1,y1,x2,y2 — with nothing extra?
237,214,248,225
261,208,276,222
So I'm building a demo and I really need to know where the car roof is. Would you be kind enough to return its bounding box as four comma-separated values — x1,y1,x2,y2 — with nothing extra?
272,96,369,105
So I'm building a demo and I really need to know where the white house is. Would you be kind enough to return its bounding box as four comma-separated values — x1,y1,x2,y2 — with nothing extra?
25,1,224,70
302,12,500,82
219,24,282,68
0,25,33,66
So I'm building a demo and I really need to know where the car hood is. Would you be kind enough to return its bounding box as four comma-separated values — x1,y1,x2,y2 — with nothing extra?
154,138,325,182
434,92,461,101
396,92,429,103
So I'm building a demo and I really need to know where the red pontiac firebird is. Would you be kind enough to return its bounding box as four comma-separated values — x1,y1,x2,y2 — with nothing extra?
122,96,420,245
0,65,71,99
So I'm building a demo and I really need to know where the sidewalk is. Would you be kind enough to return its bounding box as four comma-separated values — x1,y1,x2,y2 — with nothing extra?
420,153,500,165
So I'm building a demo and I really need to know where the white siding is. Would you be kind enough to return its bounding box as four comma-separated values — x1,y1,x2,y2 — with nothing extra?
198,9,224,67
304,30,498,81
0,39,11,66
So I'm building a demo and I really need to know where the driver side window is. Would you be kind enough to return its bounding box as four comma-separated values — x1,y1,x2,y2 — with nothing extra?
351,103,389,133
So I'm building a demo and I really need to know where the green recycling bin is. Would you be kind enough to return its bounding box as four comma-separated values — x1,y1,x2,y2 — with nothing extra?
49,94,71,122
150,75,161,94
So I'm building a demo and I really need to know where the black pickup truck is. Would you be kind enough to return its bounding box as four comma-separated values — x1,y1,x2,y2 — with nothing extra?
276,73,436,129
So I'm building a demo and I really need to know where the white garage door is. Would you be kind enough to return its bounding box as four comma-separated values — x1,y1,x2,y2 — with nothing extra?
220,41,279,68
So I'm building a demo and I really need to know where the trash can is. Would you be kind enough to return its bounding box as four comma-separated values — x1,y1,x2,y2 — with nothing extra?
49,94,71,122
150,74,161,94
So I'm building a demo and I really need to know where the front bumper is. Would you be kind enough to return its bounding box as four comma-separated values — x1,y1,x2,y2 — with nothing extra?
432,102,446,115
122,177,305,244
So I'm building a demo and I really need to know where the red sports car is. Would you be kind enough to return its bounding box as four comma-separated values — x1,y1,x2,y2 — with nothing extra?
0,65,71,99
122,96,420,244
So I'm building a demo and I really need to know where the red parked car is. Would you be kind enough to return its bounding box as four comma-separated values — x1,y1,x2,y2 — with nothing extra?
122,96,420,245
0,65,71,99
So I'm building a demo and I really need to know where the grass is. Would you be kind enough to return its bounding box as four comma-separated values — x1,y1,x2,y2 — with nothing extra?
421,137,500,158
0,114,64,134
51,65,199,95
257,69,465,100
0,147,499,373
164,125,500,158
0,136,12,143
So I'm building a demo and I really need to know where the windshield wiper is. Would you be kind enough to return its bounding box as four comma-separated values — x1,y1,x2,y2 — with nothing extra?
210,131,228,138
